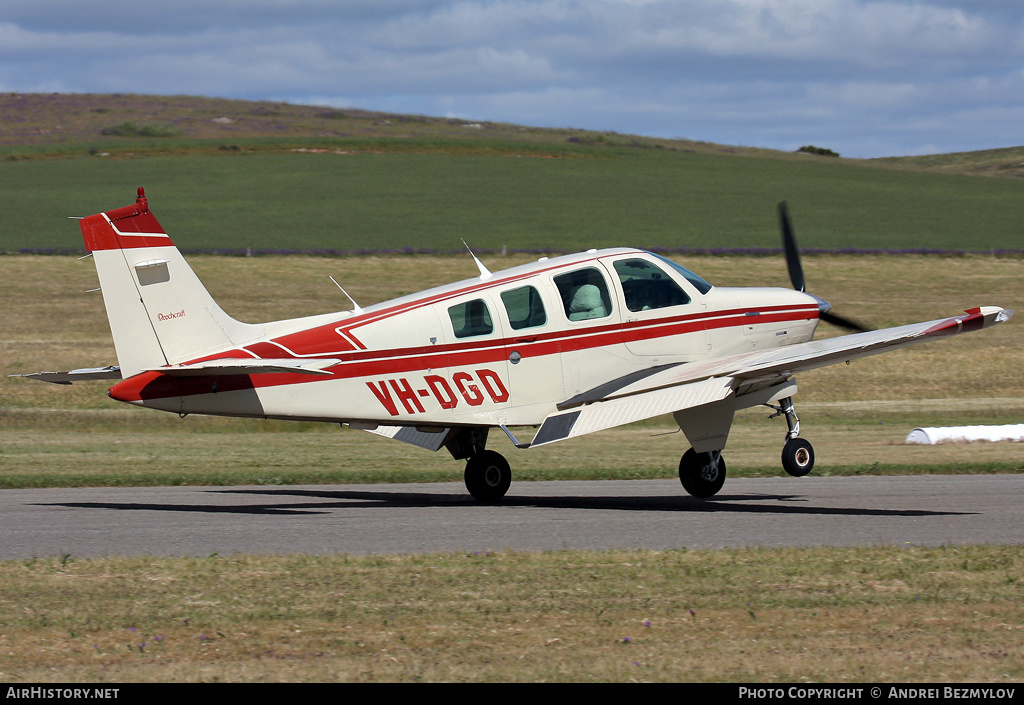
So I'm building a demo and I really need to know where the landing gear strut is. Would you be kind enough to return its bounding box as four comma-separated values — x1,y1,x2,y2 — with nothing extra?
678,448,727,498
767,396,815,477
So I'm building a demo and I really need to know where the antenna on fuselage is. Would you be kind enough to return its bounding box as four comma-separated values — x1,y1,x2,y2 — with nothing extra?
461,239,492,281
329,276,363,314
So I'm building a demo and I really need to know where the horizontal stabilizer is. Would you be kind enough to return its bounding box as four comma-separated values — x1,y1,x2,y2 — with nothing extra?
11,366,122,385
144,358,341,377
10,362,121,385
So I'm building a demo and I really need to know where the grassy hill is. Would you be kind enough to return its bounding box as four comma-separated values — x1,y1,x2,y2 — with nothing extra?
0,93,802,158
875,146,1024,180
1,93,1022,253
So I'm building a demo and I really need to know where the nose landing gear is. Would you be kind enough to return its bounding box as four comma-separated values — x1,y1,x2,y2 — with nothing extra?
767,396,815,477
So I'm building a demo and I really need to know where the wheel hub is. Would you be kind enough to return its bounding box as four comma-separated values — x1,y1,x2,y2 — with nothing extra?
484,465,502,487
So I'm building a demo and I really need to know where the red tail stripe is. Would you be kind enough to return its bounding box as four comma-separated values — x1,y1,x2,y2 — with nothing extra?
80,211,172,252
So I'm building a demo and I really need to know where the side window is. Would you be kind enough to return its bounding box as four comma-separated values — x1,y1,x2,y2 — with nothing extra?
553,268,613,321
500,285,547,330
448,299,493,338
613,258,691,312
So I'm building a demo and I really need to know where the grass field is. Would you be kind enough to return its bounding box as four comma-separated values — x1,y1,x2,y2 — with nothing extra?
2,95,1024,254
4,93,1019,256
3,149,1024,254
2,546,1021,682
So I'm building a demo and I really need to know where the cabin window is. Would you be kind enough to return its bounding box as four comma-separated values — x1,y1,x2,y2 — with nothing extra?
553,268,613,321
613,258,691,312
500,285,547,330
448,299,494,338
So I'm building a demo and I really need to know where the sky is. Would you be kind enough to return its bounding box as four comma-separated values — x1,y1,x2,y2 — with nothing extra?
2,0,1022,158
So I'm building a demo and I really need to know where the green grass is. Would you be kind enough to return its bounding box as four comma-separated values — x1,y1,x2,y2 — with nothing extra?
3,148,1024,253
3,94,1023,253
99,121,182,138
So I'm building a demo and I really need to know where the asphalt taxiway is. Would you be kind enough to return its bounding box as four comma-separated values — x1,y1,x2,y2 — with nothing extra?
1,474,1021,558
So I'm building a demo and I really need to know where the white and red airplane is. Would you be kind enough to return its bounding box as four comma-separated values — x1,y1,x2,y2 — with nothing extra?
19,188,1013,501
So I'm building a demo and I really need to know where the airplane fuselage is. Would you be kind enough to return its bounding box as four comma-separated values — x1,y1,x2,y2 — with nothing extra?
108,248,821,428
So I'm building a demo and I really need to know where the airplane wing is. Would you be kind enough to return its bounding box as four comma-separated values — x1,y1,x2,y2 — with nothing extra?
531,306,1013,447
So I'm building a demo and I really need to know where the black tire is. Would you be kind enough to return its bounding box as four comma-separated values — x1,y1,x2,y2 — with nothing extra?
781,437,815,477
464,450,512,501
678,448,727,499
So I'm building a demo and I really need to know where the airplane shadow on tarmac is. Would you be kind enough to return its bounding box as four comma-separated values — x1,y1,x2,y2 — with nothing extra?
35,485,977,518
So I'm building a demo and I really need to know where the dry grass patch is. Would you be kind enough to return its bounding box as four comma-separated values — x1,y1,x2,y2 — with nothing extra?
0,546,1021,682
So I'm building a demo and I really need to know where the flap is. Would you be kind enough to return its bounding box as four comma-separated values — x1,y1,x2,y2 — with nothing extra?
364,425,451,452
532,376,734,447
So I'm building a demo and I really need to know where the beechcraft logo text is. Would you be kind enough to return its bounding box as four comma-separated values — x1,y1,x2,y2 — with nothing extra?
157,309,186,321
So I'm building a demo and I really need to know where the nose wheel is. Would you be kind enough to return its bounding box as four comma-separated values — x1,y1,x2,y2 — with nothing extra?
781,437,814,477
767,396,815,477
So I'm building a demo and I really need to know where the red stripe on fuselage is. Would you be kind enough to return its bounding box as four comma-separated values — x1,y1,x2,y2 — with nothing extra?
265,304,816,362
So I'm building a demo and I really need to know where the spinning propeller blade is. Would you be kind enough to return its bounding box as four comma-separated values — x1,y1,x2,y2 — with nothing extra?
778,201,805,293
777,201,871,333
819,309,870,332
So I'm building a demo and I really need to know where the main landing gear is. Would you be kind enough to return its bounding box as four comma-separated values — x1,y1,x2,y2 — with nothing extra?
444,428,514,502
453,396,816,502
464,450,512,502
678,449,727,498
676,396,815,499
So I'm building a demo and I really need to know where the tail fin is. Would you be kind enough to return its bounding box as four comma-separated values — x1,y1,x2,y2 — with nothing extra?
80,188,259,378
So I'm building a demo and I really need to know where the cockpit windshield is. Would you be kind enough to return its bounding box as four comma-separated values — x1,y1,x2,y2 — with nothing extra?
649,253,713,294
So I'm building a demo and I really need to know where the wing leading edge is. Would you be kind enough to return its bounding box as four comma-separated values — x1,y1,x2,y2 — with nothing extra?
531,306,1013,447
